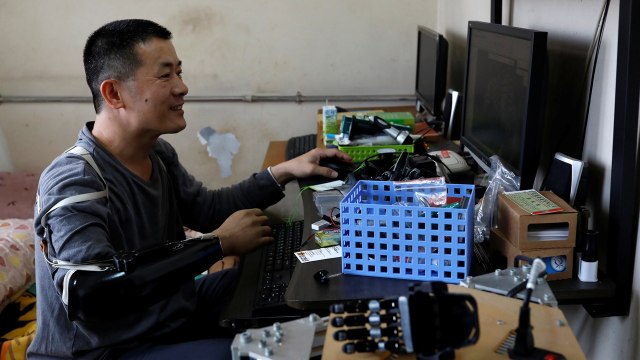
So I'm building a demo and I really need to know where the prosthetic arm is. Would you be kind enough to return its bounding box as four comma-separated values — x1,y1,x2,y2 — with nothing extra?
59,235,223,323
37,145,225,323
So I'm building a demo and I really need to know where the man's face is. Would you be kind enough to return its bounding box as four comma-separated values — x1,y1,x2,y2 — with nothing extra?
121,38,189,136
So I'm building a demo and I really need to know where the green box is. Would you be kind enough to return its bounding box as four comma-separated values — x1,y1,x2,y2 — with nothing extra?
336,142,414,163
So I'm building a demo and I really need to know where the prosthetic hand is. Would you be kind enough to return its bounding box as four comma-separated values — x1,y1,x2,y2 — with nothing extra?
329,282,480,360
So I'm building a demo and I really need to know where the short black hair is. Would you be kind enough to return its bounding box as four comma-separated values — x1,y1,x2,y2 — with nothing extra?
83,19,172,113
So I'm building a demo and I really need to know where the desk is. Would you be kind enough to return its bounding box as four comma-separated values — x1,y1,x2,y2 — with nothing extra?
322,285,585,360
287,105,617,307
262,140,286,170
261,137,585,359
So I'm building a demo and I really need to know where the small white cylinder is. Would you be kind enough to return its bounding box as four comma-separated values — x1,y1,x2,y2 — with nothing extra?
578,260,599,282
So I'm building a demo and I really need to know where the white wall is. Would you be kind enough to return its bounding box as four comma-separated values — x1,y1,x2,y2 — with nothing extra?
0,0,436,186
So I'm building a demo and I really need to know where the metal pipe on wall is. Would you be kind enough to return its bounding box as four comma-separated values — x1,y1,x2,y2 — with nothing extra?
0,96,93,103
0,92,415,105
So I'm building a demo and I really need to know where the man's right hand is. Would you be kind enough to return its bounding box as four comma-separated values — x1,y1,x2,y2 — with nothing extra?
213,208,273,256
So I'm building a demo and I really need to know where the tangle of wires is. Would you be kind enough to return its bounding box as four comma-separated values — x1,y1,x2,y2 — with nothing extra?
351,150,447,182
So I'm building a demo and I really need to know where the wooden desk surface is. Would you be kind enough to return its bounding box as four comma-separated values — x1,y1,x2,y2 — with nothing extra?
262,140,287,170
321,285,585,360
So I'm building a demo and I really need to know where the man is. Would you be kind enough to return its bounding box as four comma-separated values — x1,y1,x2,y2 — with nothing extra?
29,19,350,359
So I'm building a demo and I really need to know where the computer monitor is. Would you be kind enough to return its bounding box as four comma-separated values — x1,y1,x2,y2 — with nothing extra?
460,21,548,190
415,26,449,119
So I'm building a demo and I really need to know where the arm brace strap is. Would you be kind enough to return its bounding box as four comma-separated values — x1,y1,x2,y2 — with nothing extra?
63,235,223,323
38,145,224,323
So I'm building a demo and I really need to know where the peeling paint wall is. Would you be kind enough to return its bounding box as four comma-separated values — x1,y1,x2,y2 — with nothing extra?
197,126,240,178
0,0,436,187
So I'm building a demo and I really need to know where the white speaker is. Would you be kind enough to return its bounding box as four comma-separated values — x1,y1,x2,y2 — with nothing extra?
442,89,462,141
541,152,586,207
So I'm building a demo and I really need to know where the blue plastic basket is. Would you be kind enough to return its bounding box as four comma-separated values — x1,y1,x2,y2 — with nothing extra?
340,180,475,283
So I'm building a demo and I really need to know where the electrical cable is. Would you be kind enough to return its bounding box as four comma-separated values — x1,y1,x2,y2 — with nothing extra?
299,232,316,248
329,206,341,227
354,152,399,180
415,126,434,138
550,0,610,160
578,0,610,158
425,152,453,175
284,185,313,225
544,0,610,169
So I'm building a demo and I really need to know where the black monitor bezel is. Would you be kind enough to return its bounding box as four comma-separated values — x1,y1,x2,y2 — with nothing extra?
460,21,547,190
415,25,449,118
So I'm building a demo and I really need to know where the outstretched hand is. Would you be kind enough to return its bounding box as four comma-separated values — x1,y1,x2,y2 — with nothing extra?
268,147,352,185
213,208,273,256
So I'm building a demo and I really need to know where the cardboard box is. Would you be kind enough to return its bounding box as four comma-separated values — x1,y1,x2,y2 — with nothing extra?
490,228,573,280
496,191,577,250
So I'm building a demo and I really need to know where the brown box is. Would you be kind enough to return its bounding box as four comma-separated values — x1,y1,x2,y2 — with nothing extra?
496,191,577,250
490,228,573,280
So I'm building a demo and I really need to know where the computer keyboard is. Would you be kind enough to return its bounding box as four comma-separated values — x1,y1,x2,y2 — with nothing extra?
285,134,317,160
255,220,304,308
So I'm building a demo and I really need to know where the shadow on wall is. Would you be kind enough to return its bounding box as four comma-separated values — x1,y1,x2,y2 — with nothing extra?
0,127,13,171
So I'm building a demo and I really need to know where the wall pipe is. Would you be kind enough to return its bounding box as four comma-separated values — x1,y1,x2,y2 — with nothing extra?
0,92,415,105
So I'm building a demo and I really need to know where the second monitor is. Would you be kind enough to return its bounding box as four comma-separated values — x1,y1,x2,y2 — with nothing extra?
415,25,449,121
460,21,548,190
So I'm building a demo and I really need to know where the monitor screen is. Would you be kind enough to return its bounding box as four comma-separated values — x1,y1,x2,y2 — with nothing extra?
460,21,547,190
415,26,448,118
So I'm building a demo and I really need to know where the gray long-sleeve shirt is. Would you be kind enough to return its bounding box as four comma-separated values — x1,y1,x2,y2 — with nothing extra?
28,123,284,359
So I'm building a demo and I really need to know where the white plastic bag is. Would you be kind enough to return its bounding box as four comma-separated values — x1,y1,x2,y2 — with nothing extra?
474,156,520,242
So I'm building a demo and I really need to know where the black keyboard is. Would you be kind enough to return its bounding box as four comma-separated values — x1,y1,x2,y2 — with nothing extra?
254,220,304,308
285,134,317,160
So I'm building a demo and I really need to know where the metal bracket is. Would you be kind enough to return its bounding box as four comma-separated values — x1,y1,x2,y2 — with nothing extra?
231,314,327,360
460,265,558,307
